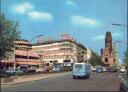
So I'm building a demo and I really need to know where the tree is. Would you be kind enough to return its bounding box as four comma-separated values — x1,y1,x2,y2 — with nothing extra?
0,13,20,59
124,49,128,66
88,51,104,66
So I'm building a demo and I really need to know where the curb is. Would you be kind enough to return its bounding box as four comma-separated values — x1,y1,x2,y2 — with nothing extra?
1,72,70,85
1,75,54,85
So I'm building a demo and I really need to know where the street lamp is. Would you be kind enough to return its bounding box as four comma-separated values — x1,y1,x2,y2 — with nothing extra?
112,0,128,50
27,34,43,65
13,45,16,71
112,23,128,50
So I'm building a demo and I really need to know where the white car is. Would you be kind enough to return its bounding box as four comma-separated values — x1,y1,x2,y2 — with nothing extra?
120,67,125,73
91,67,96,72
102,67,108,72
52,67,61,72
5,68,23,74
36,68,45,73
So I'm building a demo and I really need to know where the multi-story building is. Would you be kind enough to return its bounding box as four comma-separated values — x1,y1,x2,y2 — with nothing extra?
1,35,89,70
32,40,87,66
1,39,42,70
14,39,42,66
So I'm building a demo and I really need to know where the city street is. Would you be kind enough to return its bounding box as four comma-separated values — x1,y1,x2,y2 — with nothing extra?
1,0,127,92
1,72,121,92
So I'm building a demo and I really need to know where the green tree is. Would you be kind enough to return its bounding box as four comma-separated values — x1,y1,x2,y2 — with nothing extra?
0,13,20,59
124,49,128,66
88,51,104,66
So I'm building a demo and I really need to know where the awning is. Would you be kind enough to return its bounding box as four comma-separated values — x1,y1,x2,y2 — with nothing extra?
1,60,14,64
16,61,43,65
15,50,39,57
1,60,43,65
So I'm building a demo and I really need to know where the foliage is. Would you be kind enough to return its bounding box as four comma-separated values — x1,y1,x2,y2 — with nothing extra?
0,13,20,59
124,49,128,66
88,51,104,66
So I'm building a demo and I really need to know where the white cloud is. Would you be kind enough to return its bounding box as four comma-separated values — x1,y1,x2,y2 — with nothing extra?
66,0,77,6
14,2,33,14
28,11,53,22
71,16,100,27
92,35,105,41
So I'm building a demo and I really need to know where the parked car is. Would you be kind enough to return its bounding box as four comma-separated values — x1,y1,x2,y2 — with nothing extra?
120,67,128,92
72,63,91,79
102,67,108,72
5,68,24,75
18,65,29,73
36,67,45,73
52,67,61,72
44,66,50,72
109,67,117,72
91,67,96,72
96,67,103,73
120,67,125,73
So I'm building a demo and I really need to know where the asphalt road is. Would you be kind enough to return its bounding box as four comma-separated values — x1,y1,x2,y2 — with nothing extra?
1,72,121,92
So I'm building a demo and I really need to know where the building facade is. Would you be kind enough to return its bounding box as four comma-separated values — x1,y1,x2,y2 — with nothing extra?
86,48,92,60
14,39,42,66
1,39,42,70
32,40,87,66
101,32,116,67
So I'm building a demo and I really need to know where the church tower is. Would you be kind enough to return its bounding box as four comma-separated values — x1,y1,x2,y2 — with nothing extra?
101,31,116,67
105,31,112,54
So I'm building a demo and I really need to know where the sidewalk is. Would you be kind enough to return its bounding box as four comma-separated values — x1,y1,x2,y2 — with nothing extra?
1,72,70,85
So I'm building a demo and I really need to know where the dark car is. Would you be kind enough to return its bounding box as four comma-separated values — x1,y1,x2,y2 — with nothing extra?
120,67,128,92
108,67,117,72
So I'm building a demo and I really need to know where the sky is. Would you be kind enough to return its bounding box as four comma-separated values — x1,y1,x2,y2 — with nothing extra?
1,0,127,64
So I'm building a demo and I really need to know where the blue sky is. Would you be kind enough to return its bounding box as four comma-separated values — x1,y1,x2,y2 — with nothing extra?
1,0,127,63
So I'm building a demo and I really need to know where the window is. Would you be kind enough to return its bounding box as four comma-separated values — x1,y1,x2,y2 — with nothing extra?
75,64,82,68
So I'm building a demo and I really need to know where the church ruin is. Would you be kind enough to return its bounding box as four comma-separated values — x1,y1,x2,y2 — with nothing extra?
101,31,116,67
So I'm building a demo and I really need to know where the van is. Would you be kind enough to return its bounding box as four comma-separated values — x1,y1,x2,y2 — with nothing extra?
72,63,91,79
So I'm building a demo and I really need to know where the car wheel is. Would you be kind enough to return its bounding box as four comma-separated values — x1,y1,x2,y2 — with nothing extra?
120,86,124,92
86,75,89,79
73,76,76,79
83,76,86,79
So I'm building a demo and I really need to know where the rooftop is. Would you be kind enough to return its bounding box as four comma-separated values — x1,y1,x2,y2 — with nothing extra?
32,40,87,50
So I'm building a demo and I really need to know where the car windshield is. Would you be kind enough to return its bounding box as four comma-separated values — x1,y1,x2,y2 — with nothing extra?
75,64,83,68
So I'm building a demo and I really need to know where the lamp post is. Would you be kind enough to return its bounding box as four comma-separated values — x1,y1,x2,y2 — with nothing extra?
127,0,128,50
112,0,128,50
112,23,128,50
13,45,16,71
27,34,43,65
